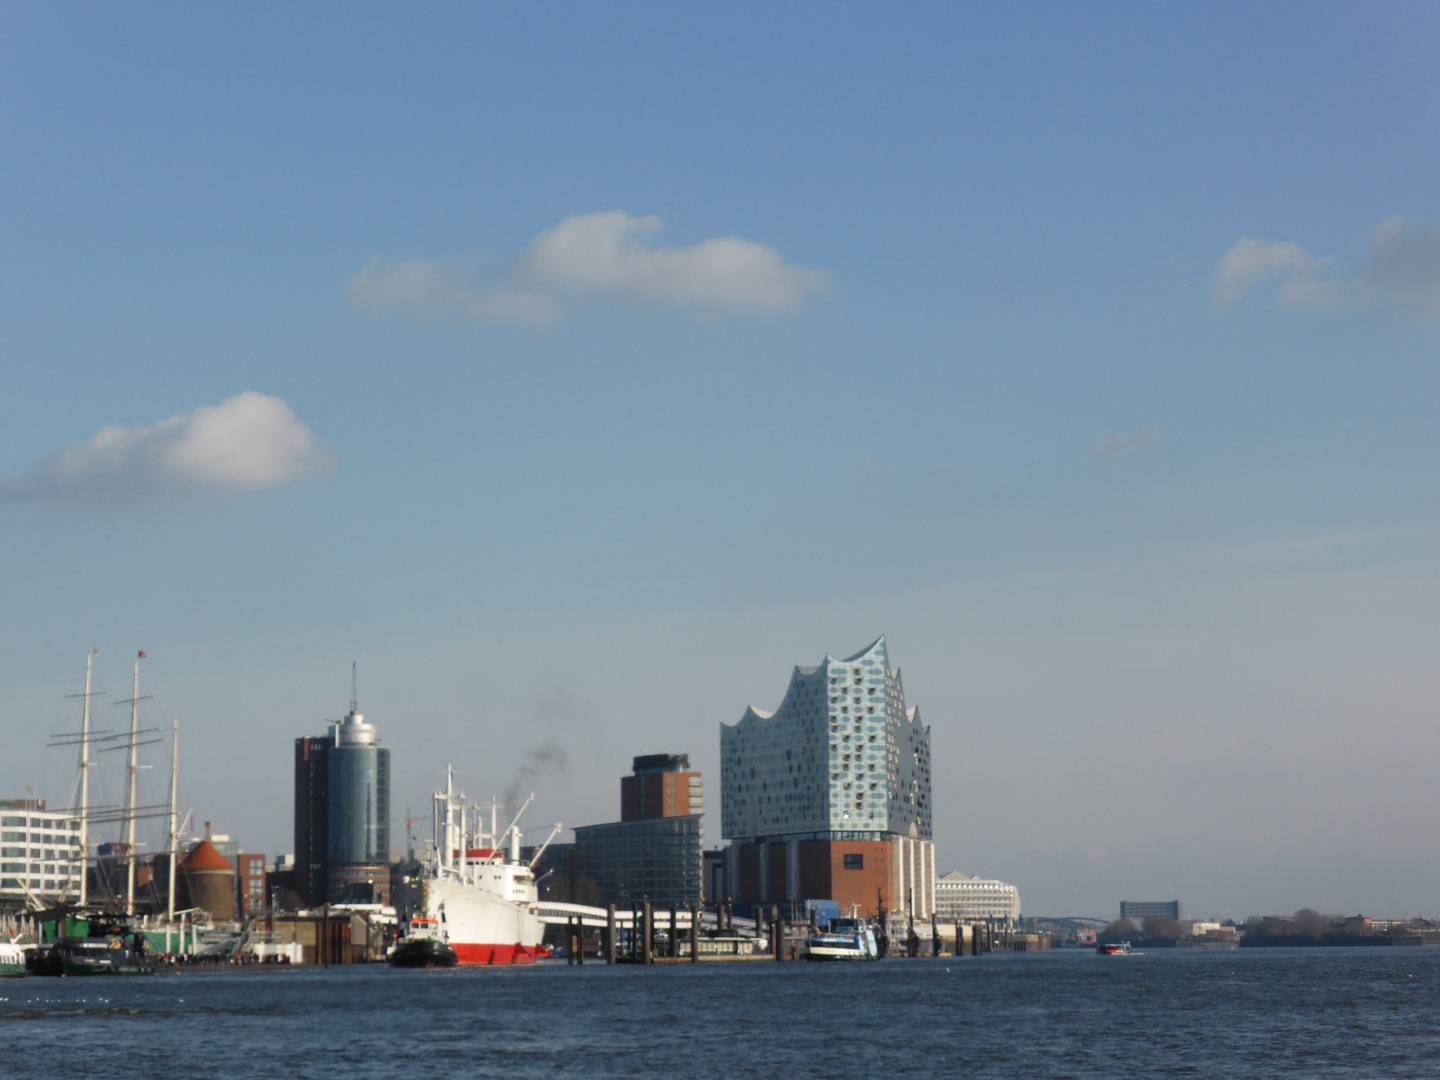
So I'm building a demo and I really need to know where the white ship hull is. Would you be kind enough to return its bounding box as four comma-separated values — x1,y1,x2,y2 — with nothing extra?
422,875,545,966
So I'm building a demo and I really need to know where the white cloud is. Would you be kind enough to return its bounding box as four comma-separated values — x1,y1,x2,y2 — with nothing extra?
1215,220,1440,320
1094,424,1162,458
1361,218,1440,318
346,211,830,325
1214,238,1337,309
0,392,335,509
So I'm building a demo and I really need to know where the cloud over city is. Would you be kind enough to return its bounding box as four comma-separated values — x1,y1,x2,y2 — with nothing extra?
346,211,831,325
0,392,335,509
1215,219,1440,318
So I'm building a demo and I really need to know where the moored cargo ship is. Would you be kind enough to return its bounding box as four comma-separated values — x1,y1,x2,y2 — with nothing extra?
393,769,555,967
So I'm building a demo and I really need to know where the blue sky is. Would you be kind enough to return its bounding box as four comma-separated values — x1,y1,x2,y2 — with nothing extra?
2,2,1438,918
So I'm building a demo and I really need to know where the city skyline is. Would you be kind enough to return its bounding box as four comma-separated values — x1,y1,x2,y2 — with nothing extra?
3,4,1439,920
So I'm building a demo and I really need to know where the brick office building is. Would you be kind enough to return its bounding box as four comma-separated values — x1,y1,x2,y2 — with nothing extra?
573,754,703,908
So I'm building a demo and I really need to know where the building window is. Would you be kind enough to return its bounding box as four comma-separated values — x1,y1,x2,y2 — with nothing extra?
843,854,864,870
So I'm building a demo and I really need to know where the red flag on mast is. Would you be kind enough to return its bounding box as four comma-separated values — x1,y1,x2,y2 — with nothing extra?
138,650,146,659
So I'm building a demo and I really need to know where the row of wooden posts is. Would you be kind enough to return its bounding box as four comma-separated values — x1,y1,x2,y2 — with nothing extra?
564,902,796,964
562,903,997,964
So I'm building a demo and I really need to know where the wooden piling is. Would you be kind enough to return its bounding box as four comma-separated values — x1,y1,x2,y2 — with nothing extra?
641,901,653,965
689,904,698,963
605,904,616,965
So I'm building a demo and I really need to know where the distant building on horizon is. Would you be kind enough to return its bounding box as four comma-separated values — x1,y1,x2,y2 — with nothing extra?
293,681,391,906
934,871,1021,925
719,636,934,919
573,753,703,908
1120,899,1181,922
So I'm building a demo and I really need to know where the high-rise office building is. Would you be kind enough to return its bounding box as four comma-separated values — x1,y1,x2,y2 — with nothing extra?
293,683,391,906
621,753,703,822
573,754,703,908
293,734,330,905
719,636,934,917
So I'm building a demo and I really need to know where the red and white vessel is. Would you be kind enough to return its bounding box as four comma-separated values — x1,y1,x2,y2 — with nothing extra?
406,768,560,966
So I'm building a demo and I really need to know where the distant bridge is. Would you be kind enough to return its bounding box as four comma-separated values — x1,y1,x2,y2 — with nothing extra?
1028,916,1110,930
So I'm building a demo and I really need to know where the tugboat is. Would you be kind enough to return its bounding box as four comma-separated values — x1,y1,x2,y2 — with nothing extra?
387,916,459,968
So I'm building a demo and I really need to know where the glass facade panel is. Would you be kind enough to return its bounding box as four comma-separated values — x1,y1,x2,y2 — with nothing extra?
574,815,703,907
327,746,391,864
720,636,931,843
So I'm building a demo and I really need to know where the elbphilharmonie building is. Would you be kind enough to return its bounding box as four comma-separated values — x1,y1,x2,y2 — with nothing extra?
719,636,934,918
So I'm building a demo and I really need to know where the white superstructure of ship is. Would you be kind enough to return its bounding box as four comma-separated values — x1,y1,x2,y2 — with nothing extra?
408,767,561,965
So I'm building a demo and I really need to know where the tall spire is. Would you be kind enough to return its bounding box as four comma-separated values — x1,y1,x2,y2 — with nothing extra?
350,660,358,714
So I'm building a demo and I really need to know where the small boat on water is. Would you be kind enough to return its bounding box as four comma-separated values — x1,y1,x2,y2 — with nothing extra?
32,914,155,976
1,941,29,978
1097,941,1132,955
387,916,459,969
807,917,880,961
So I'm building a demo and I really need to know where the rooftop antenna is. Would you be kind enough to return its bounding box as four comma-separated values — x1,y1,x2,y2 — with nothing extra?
350,661,358,715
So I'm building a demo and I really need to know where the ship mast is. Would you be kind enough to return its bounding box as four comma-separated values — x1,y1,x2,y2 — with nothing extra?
56,649,106,908
167,719,179,924
125,656,140,914
116,652,150,916
489,798,497,861
78,649,96,906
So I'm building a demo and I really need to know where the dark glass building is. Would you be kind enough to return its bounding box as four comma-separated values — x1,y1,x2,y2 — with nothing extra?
292,700,391,906
573,816,703,907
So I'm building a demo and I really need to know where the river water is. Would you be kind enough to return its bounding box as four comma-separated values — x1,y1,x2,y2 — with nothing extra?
2,947,1437,1079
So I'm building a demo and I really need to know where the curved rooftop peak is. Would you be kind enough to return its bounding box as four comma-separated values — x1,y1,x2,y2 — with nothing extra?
722,636,891,729
836,635,887,666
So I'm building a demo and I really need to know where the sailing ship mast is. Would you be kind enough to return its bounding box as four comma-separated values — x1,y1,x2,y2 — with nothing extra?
56,648,106,908
115,651,151,917
78,650,96,906
167,719,179,923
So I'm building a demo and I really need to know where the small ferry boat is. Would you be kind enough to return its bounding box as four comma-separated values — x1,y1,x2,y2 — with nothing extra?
0,941,29,978
1097,941,1132,955
34,914,155,976
388,916,459,968
807,917,880,961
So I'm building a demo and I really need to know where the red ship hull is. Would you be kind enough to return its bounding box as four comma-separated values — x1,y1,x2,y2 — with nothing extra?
452,942,547,965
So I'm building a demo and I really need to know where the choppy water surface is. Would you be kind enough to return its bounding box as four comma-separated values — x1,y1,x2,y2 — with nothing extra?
2,947,1438,1079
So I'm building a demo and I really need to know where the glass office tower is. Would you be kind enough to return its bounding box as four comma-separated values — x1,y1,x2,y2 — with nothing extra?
325,705,390,903
294,693,391,906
